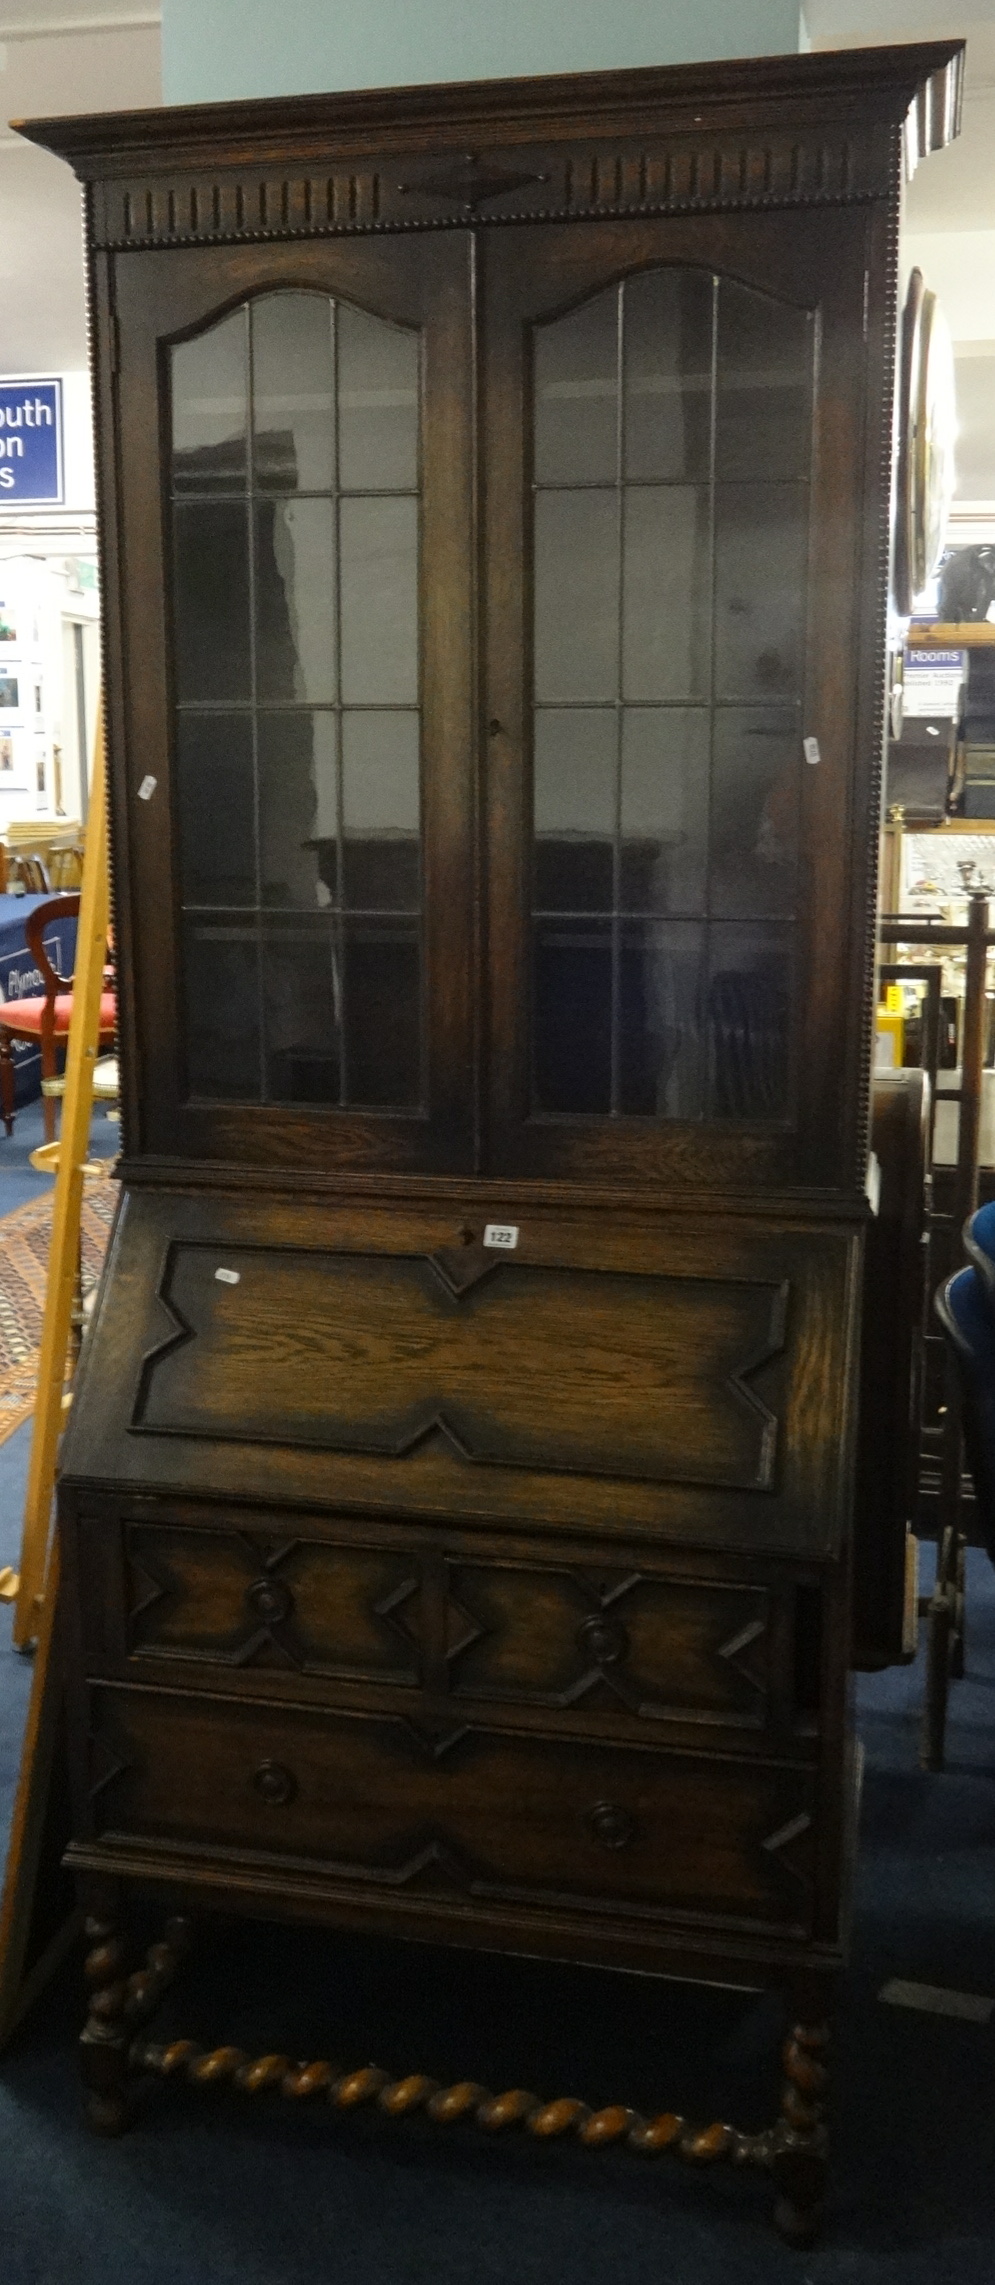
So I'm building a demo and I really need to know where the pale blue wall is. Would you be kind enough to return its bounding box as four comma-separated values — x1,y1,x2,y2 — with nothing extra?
162,0,805,106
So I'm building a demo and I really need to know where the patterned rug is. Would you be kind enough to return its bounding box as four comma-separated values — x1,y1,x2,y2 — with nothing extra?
0,1180,117,1445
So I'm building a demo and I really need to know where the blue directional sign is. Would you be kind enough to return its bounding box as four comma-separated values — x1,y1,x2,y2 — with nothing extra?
0,380,63,503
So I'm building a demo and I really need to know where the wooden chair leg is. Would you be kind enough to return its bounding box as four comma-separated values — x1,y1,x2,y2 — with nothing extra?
40,1033,56,1146
0,1027,15,1137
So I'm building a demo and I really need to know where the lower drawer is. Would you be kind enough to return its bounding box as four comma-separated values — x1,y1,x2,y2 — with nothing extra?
86,1686,817,1936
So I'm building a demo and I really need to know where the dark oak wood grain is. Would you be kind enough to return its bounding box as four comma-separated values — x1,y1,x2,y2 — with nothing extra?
15,42,963,2240
84,1683,818,1934
60,1187,861,1558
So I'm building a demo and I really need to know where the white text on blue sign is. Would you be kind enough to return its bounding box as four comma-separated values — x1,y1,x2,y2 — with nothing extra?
0,381,63,503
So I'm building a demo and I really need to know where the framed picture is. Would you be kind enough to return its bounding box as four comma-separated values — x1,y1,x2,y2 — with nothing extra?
894,269,957,616
900,827,995,920
0,674,19,712
0,734,13,772
0,609,16,645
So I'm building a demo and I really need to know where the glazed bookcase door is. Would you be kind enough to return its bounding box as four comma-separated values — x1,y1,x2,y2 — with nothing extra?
482,211,874,1192
109,236,475,1173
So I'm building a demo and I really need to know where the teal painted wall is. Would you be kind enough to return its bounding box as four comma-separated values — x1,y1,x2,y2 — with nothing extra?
162,0,804,105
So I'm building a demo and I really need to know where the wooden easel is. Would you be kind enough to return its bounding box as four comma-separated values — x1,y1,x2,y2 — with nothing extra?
0,700,110,1647
0,702,110,2043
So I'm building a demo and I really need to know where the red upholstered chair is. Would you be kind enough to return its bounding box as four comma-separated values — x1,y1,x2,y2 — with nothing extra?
0,893,116,1143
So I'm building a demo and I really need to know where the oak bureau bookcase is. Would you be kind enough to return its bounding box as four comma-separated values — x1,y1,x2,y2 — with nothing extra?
20,39,962,2242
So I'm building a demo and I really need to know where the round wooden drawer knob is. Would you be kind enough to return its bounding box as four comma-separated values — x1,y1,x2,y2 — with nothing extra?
577,1615,627,1667
247,1578,294,1626
253,1760,297,1807
586,1800,635,1850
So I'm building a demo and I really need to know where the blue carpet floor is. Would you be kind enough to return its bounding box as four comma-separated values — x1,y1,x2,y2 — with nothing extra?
0,1142,991,2278
0,1089,118,1212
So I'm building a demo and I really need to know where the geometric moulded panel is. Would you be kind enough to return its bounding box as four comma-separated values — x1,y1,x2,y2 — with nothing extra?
133,1242,787,1492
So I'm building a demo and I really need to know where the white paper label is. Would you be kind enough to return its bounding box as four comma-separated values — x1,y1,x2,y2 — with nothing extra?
803,736,821,767
214,1267,240,1285
483,1223,519,1250
137,774,157,801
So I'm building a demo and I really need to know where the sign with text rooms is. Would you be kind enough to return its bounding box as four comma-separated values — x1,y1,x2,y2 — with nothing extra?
0,380,63,502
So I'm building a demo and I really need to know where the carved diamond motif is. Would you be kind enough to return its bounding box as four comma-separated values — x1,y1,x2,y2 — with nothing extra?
233,1537,304,1669
761,1811,814,1894
444,1587,487,1671
379,1836,476,1889
88,1725,132,1806
400,1717,470,1762
716,1614,768,1699
428,1240,499,1301
398,155,550,208
374,1574,421,1657
126,1554,169,1634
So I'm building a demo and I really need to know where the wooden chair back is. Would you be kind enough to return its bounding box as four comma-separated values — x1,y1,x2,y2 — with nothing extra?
22,894,81,998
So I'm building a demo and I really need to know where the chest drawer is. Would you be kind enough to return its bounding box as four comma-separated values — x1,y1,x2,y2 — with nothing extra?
75,1513,818,1752
84,1684,817,1938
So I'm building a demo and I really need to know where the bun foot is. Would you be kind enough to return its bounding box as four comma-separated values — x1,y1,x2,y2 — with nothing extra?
773,2191,824,2248
84,2089,131,2137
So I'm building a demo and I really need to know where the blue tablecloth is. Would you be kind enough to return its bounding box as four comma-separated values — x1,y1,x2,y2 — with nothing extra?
0,892,78,1107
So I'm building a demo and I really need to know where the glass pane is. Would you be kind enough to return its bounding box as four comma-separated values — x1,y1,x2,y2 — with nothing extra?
716,282,813,484
338,305,419,493
534,287,618,486
620,708,709,915
176,715,254,907
263,915,341,1103
710,709,799,918
707,924,792,1120
343,921,420,1105
527,264,812,1135
251,293,334,494
182,917,261,1100
258,713,336,909
534,491,618,702
339,496,418,704
534,709,615,912
622,487,710,701
533,917,612,1114
170,289,424,1119
623,270,713,483
714,484,807,701
173,502,251,702
171,309,247,493
342,711,420,910
619,922,704,1117
255,500,337,703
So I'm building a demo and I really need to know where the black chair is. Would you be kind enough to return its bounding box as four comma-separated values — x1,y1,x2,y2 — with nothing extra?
964,1197,995,1308
935,1259,995,1567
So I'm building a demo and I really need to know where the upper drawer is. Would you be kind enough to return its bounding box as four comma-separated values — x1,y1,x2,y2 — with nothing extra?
75,1512,818,1754
63,1189,861,1559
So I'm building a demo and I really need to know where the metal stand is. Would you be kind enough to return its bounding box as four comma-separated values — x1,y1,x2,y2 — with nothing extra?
879,893,990,1768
